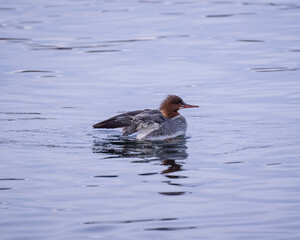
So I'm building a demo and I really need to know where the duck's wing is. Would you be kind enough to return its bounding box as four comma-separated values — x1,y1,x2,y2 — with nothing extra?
93,110,143,128
122,109,166,136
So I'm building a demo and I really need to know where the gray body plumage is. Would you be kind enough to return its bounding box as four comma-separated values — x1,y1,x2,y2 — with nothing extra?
93,109,187,140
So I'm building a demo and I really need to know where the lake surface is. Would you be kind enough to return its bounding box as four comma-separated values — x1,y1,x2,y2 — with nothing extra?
1,0,300,239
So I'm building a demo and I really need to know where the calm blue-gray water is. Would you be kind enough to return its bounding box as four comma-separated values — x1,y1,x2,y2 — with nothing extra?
1,0,300,239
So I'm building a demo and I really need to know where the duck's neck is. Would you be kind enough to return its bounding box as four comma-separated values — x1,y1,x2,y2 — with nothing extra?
160,109,179,119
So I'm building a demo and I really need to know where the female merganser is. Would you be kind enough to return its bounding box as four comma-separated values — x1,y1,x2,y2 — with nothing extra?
93,95,198,140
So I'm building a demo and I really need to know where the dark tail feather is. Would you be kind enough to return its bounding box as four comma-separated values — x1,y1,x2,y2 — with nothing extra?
93,110,144,129
93,119,128,128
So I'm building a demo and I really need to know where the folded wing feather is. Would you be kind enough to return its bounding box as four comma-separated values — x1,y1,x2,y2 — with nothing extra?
123,110,166,136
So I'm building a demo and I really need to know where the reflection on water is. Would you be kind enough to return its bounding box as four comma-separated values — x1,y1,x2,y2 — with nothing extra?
93,135,188,174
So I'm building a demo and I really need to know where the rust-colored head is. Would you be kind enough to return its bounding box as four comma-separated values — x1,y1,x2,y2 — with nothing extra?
159,95,199,118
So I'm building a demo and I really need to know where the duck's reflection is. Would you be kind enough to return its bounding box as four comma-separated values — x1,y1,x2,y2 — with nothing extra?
92,135,188,174
161,159,182,174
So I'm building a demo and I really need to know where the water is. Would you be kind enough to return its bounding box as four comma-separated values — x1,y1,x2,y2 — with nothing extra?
1,0,300,239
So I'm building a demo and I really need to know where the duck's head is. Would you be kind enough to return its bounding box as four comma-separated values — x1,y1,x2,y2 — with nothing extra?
159,95,199,118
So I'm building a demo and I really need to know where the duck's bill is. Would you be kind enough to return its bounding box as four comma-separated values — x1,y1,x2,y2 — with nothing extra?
183,104,199,108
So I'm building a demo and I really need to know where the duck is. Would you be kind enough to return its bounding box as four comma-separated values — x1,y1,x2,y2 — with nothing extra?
93,95,198,140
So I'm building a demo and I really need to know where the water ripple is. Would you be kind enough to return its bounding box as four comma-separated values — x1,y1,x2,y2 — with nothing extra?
0,37,30,41
84,218,177,225
212,145,271,156
93,175,118,178
14,70,53,73
145,226,196,231
251,67,300,72
0,112,41,115
206,12,256,18
158,191,191,196
0,178,26,181
236,39,265,43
